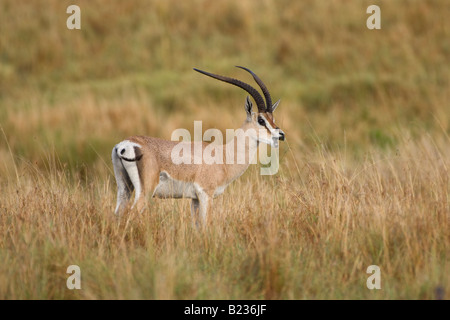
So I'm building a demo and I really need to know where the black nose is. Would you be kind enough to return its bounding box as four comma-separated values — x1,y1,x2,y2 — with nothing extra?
279,132,285,141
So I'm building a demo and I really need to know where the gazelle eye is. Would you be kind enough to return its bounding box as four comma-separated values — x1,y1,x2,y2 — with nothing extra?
258,117,265,126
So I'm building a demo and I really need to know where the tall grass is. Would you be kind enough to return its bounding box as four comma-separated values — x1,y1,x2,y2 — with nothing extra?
0,0,448,299
0,133,447,299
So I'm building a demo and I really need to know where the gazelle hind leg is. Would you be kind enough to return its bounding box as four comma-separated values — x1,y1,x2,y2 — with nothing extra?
120,158,142,210
135,170,159,214
112,147,133,215
114,140,162,214
113,141,145,213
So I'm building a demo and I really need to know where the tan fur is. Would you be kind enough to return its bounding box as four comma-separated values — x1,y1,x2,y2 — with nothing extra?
125,119,263,214
112,106,285,225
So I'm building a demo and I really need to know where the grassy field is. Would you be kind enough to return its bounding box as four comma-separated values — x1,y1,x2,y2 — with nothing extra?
0,0,448,299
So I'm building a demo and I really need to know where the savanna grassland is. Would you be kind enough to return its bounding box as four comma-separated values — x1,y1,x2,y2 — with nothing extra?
0,0,448,299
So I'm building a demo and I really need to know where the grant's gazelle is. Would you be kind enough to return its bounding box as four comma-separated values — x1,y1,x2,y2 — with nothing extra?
112,66,285,223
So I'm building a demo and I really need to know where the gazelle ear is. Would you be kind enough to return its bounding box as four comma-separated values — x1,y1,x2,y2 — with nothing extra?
271,99,281,112
245,96,253,120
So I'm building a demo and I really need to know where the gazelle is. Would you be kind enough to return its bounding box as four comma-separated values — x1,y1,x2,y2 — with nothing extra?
112,66,285,223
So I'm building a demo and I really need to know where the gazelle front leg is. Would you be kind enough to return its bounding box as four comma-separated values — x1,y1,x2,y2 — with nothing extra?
190,199,200,227
192,190,212,226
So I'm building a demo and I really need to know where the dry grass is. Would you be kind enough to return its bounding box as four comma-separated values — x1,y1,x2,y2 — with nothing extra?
0,0,449,299
0,134,448,299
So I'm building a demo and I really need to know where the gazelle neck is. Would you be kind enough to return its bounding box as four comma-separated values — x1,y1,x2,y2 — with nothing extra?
222,121,259,181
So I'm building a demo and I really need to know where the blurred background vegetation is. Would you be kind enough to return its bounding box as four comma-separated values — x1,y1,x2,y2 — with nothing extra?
0,0,448,179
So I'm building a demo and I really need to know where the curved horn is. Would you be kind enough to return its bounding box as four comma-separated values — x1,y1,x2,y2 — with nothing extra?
193,68,266,113
236,66,272,113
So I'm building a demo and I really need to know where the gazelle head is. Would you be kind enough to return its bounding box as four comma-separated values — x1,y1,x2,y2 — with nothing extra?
194,66,285,148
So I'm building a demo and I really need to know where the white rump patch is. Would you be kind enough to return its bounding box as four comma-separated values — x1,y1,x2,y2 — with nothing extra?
115,140,142,161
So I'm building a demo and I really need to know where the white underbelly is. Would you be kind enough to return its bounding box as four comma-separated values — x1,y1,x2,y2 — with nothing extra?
213,184,228,197
153,171,197,199
152,171,230,199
